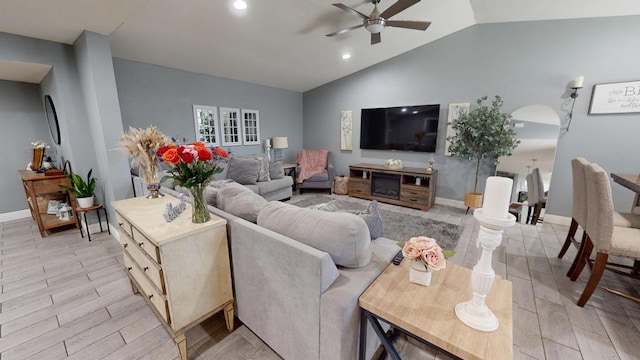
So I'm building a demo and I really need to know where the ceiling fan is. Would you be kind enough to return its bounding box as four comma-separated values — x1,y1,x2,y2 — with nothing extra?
326,0,431,45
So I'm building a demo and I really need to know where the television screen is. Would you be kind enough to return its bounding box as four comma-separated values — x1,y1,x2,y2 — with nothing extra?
360,104,440,153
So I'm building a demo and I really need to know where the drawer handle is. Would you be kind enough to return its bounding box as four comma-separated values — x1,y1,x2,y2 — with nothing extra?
143,266,149,272
123,243,128,248
138,242,144,247
127,267,132,271
118,222,123,226
148,294,154,300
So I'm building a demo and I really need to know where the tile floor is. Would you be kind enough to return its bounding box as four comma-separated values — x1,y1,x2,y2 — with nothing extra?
0,193,639,359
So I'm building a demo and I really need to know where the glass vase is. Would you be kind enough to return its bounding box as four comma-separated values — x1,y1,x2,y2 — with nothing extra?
189,183,211,224
141,161,164,198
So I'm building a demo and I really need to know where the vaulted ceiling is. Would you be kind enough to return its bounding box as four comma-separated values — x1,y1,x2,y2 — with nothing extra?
2,0,639,91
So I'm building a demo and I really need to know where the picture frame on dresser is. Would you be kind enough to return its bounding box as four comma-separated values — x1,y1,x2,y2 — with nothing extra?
193,105,220,146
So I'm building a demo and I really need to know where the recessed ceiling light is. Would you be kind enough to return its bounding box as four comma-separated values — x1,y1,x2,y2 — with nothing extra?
342,53,351,60
412,111,418,114
401,108,407,112
233,0,247,10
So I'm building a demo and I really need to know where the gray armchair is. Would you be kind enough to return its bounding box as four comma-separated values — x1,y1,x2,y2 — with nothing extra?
298,151,334,194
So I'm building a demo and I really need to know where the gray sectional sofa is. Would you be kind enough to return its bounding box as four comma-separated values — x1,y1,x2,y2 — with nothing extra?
159,186,398,360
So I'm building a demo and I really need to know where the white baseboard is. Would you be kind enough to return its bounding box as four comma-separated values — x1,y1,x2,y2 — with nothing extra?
435,197,466,209
543,214,572,226
0,209,31,222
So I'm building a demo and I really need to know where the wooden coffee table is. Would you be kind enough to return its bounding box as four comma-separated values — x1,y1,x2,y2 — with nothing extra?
359,261,512,360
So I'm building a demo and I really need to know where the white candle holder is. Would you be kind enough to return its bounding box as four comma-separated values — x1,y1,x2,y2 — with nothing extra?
455,178,516,332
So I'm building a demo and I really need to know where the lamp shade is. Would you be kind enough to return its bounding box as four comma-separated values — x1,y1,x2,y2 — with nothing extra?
272,136,288,149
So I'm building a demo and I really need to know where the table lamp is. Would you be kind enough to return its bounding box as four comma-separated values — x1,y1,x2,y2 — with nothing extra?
272,136,288,162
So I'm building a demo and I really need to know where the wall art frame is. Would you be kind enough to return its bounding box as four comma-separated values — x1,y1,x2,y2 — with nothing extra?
340,109,353,151
241,109,261,145
445,102,470,156
589,80,640,114
220,107,243,146
193,105,220,146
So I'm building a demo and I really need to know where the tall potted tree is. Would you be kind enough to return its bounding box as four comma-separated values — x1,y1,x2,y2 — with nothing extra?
447,96,519,209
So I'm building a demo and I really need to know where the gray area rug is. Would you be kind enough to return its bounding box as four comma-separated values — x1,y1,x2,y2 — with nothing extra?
291,195,463,250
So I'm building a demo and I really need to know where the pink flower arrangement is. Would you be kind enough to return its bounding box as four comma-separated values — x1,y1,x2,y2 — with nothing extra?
402,236,447,271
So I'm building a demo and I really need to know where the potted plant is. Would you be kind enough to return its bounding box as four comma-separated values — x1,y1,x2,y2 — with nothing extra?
447,96,519,209
60,169,97,208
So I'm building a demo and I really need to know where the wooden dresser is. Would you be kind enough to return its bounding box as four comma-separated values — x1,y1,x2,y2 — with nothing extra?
111,196,234,360
19,170,80,237
348,164,438,211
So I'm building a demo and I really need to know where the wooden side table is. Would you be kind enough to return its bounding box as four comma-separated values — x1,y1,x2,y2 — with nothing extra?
359,261,512,360
281,163,297,191
75,204,110,241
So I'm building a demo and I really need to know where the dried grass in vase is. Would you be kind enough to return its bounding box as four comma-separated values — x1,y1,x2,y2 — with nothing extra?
119,125,173,187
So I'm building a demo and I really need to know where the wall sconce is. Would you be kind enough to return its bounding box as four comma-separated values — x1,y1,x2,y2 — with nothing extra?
567,75,584,131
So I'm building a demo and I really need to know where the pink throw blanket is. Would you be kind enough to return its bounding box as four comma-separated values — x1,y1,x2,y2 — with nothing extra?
296,149,328,184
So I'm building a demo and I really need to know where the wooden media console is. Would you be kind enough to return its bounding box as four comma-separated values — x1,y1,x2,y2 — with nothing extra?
348,163,437,211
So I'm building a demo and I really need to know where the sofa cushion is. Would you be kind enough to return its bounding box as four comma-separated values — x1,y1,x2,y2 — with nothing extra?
204,180,240,206
258,202,371,268
305,172,329,182
211,161,229,181
257,176,293,195
244,184,259,194
217,184,268,223
312,200,384,239
269,160,285,179
228,157,260,185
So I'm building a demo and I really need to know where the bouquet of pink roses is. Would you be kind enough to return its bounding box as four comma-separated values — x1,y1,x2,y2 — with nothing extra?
402,236,447,271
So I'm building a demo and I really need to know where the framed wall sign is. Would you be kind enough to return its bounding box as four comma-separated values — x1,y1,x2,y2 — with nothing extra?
193,105,220,146
340,110,353,151
220,107,242,146
445,102,470,156
241,109,261,145
589,80,640,114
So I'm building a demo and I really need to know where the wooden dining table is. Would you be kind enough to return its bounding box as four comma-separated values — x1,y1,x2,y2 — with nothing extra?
611,173,640,193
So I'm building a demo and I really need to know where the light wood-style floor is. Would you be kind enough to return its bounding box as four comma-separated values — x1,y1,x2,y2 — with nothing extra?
1,193,639,359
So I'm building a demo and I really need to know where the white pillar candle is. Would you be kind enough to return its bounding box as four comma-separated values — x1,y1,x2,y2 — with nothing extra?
482,176,512,219
573,75,584,88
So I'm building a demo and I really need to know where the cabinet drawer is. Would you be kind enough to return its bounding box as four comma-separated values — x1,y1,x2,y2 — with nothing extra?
401,188,429,200
32,177,70,194
123,252,170,324
400,194,428,204
115,213,133,243
132,227,161,264
123,237,165,293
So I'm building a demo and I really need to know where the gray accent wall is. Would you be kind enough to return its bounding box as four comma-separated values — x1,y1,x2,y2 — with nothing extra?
0,80,50,213
112,59,303,164
303,16,640,217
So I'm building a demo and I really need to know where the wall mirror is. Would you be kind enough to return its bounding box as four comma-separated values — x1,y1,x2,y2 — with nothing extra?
497,105,561,202
44,95,61,145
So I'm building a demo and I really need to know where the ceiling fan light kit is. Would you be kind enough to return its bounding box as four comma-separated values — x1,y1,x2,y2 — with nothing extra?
327,0,431,45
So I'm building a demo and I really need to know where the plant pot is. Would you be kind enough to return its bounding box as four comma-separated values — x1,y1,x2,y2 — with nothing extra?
409,260,432,287
77,196,94,209
464,192,483,209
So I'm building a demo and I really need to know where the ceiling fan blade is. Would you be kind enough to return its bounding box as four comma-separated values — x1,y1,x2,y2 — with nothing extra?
380,0,420,19
332,3,370,20
326,24,365,37
371,32,381,45
385,20,431,31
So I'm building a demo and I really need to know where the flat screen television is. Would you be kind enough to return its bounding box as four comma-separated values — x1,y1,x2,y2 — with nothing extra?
360,104,440,153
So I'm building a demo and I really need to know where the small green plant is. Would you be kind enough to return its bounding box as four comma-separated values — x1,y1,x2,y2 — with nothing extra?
447,96,520,193
60,169,96,198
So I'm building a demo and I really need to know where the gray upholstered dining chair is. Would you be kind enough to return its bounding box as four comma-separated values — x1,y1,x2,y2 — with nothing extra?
525,173,537,224
529,168,546,225
569,163,640,307
558,158,590,274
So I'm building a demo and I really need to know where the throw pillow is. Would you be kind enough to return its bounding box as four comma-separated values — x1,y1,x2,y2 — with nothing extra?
228,157,260,185
312,200,384,239
257,202,371,268
217,184,268,223
204,179,236,207
269,160,285,179
255,156,271,182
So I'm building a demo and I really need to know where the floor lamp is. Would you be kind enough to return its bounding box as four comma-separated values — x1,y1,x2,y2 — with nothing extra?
272,137,288,162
